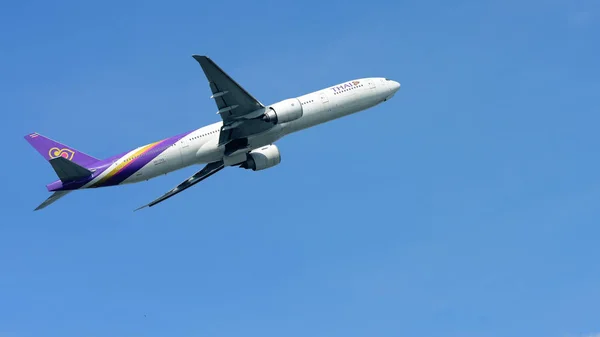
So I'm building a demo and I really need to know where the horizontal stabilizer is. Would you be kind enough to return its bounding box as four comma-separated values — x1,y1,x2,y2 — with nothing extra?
49,157,92,182
35,191,71,211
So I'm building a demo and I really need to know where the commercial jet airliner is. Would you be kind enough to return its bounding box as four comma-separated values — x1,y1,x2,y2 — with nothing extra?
25,55,401,211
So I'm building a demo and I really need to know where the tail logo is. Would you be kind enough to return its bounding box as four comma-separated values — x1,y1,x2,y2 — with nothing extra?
49,147,75,160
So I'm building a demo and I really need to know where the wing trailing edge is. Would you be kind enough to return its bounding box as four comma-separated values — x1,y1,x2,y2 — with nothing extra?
34,191,71,211
134,161,225,211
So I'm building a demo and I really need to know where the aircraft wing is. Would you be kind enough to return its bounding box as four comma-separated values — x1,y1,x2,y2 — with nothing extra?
134,160,225,211
35,191,71,211
193,55,265,125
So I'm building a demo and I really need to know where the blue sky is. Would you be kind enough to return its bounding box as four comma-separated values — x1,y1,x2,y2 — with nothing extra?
1,0,599,336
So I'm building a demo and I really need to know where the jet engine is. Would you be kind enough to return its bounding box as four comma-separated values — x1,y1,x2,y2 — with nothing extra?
261,98,303,124
239,144,281,171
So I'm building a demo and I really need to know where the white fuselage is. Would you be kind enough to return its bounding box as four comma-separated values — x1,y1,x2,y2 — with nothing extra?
104,77,399,185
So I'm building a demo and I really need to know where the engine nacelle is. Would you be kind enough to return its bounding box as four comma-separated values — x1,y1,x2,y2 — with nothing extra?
240,144,281,171
262,98,303,124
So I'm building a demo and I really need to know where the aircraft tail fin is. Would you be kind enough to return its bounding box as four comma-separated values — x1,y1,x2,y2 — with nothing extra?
35,191,71,211
24,132,100,168
49,157,93,182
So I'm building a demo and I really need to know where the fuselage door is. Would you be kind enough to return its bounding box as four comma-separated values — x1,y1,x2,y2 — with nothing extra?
368,80,376,89
319,91,331,112
319,91,329,103
179,137,193,163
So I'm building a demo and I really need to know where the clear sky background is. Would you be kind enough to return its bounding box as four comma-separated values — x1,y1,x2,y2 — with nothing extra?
1,0,599,336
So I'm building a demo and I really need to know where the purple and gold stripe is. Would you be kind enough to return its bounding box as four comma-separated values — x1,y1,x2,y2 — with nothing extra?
91,141,162,187
90,131,192,188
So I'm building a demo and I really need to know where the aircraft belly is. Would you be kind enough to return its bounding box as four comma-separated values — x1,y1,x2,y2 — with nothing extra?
194,138,224,164
248,126,285,148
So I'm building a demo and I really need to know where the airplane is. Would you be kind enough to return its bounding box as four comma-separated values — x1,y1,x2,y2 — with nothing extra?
25,55,401,211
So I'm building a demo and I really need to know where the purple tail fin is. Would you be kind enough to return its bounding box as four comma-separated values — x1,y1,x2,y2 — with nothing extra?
24,132,100,168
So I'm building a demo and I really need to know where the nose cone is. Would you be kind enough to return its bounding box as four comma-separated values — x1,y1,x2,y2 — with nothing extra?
389,80,400,93
384,79,400,101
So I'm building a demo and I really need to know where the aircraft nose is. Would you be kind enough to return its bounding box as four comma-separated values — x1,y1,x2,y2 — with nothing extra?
388,79,400,93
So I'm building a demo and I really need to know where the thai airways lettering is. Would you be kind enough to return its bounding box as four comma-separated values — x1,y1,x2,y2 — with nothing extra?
331,80,360,92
